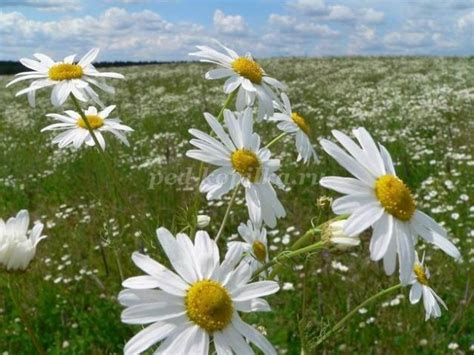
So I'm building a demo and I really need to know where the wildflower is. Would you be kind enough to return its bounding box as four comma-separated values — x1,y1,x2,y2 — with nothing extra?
196,215,211,228
320,128,460,284
6,49,124,107
0,210,46,271
323,219,360,250
41,105,133,150
119,227,279,354
269,93,318,163
190,41,285,121
228,220,269,271
186,108,285,227
409,253,447,321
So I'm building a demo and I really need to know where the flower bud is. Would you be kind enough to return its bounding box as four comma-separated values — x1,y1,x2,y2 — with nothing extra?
0,210,46,271
324,219,360,250
196,214,211,228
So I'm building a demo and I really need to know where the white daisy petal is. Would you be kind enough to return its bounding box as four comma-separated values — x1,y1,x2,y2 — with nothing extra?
214,331,233,355
124,322,176,355
234,298,271,312
156,227,199,284
231,281,279,301
194,230,220,279
343,202,384,236
320,176,372,195
131,252,189,296
410,283,422,304
332,194,375,215
320,138,375,185
396,224,415,285
121,302,185,324
232,314,277,355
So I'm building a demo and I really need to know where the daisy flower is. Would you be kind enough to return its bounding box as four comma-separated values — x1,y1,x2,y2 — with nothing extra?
186,108,286,228
6,48,124,107
190,41,286,121
409,253,447,321
229,220,269,272
119,227,279,354
322,219,361,250
269,93,318,164
41,105,133,150
0,210,46,271
319,127,460,284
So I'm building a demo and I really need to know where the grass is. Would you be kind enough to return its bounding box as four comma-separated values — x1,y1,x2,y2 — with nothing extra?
0,56,473,354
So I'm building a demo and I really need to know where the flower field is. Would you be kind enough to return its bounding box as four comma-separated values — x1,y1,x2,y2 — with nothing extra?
0,56,473,353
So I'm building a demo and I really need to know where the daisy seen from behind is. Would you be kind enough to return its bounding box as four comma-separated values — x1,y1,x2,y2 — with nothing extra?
228,220,269,272
270,93,318,164
186,108,286,228
41,105,133,150
6,48,124,107
119,227,279,354
190,41,286,121
319,127,460,284
409,252,447,321
0,210,46,271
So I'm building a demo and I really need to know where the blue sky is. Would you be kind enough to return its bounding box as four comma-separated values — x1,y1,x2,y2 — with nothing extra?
1,0,473,61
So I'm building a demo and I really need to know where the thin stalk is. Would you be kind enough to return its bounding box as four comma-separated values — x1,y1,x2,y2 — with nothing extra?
70,95,105,154
215,185,239,242
113,248,124,282
265,132,288,149
264,227,322,279
8,276,46,355
315,283,403,347
253,240,327,279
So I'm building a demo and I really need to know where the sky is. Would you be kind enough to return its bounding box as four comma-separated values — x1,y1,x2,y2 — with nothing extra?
0,0,473,61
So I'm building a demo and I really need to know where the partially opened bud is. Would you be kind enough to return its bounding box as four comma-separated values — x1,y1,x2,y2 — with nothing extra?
0,210,46,271
196,214,211,228
324,219,360,250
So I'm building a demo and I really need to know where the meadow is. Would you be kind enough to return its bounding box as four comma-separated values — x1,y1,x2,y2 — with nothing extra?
0,56,473,354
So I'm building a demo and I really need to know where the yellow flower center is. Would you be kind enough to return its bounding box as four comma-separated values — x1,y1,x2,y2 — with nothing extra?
231,149,262,182
374,175,416,221
231,57,263,84
185,279,233,332
48,63,83,81
291,112,311,136
414,264,428,285
77,115,104,130
252,241,267,262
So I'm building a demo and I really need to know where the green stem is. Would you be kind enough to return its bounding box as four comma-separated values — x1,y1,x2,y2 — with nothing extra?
190,90,237,237
262,227,322,279
254,239,326,279
215,185,239,242
70,95,105,154
8,276,46,355
216,90,237,123
265,132,288,149
315,283,403,347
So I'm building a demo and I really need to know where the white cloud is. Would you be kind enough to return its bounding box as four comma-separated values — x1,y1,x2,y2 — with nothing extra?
347,25,380,54
288,0,328,15
267,13,338,37
213,9,248,35
383,31,430,48
432,33,458,48
0,3,470,60
0,0,81,12
360,8,384,24
457,11,474,31
0,8,206,61
327,5,354,21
